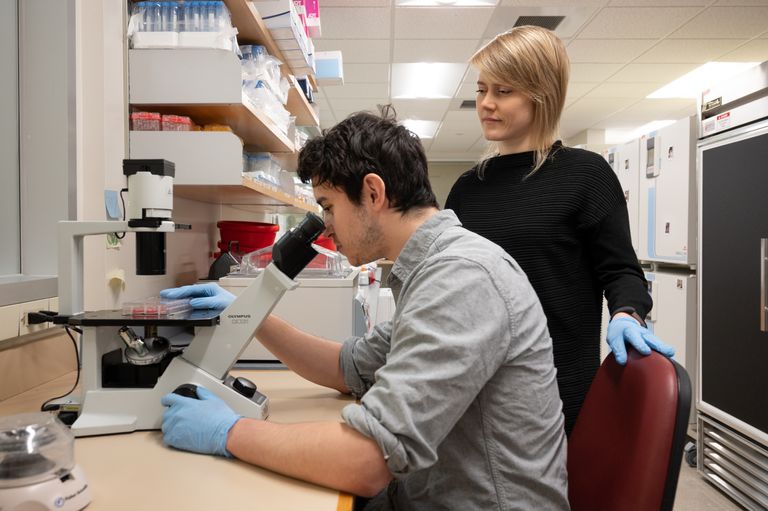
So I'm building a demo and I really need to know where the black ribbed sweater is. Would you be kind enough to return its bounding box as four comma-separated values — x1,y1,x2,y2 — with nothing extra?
445,143,651,435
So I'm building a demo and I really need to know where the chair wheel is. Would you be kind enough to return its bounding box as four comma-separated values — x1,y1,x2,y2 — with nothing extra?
683,441,697,468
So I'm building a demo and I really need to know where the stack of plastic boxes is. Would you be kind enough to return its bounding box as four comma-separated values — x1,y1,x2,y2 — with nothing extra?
253,0,315,76
129,1,237,51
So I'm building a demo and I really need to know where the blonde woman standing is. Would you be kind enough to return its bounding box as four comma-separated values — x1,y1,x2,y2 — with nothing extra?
445,26,674,435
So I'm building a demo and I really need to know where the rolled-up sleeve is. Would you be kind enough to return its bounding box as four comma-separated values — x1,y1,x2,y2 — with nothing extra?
341,257,516,477
340,320,393,398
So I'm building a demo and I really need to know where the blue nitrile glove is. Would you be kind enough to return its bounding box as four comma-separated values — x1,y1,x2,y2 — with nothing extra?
161,386,241,457
607,316,676,365
160,283,235,309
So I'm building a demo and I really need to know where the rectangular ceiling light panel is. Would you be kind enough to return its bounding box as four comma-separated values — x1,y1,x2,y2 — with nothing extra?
392,63,467,99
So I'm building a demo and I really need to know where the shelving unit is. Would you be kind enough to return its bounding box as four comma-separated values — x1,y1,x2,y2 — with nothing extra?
127,2,322,211
223,0,319,125
129,131,316,212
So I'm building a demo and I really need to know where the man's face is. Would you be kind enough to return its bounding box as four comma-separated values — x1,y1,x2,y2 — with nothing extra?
313,182,383,267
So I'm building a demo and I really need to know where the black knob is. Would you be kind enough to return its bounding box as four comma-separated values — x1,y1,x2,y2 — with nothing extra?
172,383,199,399
232,377,257,399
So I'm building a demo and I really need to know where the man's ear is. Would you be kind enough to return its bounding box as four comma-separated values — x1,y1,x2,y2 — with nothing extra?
361,173,387,210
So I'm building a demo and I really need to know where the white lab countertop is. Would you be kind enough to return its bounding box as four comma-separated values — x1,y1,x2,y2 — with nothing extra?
0,370,355,511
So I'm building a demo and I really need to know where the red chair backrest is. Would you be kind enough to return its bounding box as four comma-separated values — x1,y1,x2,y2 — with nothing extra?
567,349,691,511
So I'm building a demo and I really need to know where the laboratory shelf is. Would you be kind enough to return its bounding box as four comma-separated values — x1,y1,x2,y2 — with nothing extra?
129,49,295,153
224,0,318,94
129,131,318,213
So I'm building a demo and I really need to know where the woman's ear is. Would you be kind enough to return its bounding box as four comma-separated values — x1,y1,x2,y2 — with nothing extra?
361,173,387,210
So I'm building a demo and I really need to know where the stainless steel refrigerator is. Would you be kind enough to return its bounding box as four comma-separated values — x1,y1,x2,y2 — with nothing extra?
697,60,768,510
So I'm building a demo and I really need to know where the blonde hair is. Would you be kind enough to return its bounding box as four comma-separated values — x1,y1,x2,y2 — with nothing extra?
471,26,569,175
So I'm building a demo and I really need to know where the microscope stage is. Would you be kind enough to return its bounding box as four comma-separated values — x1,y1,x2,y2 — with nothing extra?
64,308,222,326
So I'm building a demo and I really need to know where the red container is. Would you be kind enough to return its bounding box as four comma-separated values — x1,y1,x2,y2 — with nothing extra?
217,221,279,254
314,234,336,251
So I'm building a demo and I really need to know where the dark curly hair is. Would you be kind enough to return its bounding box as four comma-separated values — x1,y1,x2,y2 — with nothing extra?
297,106,438,213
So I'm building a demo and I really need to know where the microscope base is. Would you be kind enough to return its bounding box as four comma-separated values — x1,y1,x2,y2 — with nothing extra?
71,356,268,437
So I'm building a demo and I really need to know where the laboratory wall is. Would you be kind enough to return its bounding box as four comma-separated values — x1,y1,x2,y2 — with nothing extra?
428,161,474,209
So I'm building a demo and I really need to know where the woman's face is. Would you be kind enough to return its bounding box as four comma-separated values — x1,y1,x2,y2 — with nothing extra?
475,71,535,154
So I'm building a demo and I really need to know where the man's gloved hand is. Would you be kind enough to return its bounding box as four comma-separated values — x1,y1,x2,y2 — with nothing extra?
160,283,235,309
606,316,675,365
161,386,241,457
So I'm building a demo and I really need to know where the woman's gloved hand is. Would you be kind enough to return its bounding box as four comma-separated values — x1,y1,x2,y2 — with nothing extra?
606,316,675,365
161,386,241,457
160,283,235,309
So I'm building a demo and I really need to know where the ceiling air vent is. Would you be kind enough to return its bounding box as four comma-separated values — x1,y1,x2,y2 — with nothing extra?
513,15,564,31
460,100,476,109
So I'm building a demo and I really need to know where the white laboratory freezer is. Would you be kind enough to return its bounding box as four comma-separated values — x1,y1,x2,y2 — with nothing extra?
645,269,697,423
605,138,641,253
219,269,364,361
638,115,698,265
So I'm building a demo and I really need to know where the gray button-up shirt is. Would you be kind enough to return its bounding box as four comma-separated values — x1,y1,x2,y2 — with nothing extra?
340,210,569,511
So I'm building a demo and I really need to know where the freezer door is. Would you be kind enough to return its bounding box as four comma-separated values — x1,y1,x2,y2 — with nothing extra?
700,125,768,440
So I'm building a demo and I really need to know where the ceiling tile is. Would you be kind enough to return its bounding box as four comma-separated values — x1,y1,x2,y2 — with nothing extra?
570,63,624,82
461,67,480,86
455,82,478,99
567,39,657,63
391,100,452,123
342,63,390,84
501,0,607,5
579,7,704,38
312,39,391,63
583,81,663,99
566,82,600,102
323,83,389,99
633,39,748,63
429,134,475,153
563,97,637,131
392,39,480,63
670,6,768,38
468,136,489,152
326,98,390,118
394,7,494,39
607,0,706,5
319,7,392,39
319,110,337,129
627,98,696,116
606,63,699,83
322,0,391,5
715,0,768,5
442,110,483,128
721,38,768,60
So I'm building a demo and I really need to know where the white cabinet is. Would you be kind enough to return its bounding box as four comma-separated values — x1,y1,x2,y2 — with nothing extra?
638,116,697,265
645,270,697,422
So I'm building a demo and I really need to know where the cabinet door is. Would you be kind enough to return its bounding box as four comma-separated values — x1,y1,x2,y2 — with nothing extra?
618,139,640,252
700,126,768,437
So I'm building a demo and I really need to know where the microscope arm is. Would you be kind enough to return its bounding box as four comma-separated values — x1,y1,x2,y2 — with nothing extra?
181,263,297,380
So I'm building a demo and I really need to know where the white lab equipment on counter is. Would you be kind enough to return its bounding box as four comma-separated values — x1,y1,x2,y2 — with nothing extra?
220,267,366,362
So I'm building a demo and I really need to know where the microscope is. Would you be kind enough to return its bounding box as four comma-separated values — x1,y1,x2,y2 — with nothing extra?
54,159,324,437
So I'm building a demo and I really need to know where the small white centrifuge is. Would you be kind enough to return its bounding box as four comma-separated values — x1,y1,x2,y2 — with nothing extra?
0,412,91,510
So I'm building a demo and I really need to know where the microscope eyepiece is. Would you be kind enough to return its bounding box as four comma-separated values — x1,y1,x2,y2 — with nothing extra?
271,213,325,279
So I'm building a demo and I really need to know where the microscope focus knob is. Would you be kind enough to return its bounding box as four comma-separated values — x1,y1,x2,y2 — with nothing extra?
232,376,257,399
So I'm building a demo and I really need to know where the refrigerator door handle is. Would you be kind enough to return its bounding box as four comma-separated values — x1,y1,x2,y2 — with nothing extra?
762,238,768,332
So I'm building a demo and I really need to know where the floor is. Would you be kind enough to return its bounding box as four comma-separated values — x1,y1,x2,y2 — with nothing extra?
674,460,744,511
